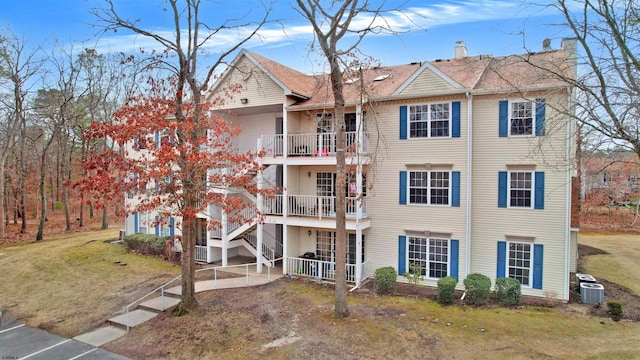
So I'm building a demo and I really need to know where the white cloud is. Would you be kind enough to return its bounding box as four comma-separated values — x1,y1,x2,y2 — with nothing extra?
93,1,547,55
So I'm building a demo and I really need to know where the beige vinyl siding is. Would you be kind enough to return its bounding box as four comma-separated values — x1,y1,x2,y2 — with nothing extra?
230,113,278,152
213,56,286,108
399,67,458,96
364,97,469,281
471,92,570,299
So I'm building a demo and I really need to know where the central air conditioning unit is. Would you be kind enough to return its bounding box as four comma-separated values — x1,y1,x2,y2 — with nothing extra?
576,273,597,293
580,283,605,304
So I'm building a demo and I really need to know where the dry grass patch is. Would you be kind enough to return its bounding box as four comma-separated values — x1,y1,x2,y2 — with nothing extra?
0,228,179,337
104,280,640,360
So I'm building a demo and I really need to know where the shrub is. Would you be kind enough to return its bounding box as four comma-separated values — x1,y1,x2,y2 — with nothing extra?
463,273,491,305
607,300,623,321
403,262,424,286
495,277,521,306
374,267,397,295
123,234,168,256
437,276,457,304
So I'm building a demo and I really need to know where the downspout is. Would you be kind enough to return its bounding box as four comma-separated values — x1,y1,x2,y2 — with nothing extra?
564,86,573,301
465,92,473,280
282,103,289,275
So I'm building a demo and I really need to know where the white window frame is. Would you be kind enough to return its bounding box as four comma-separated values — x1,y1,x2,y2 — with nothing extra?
408,170,451,206
507,241,533,287
158,216,172,237
406,237,450,279
138,212,149,234
408,102,452,139
508,100,535,137
508,171,534,209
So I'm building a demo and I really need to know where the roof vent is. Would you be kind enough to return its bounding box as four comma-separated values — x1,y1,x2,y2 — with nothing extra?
542,38,552,51
373,74,390,82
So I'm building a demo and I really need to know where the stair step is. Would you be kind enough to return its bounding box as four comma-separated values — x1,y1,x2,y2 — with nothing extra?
138,296,181,313
108,309,158,330
74,326,127,347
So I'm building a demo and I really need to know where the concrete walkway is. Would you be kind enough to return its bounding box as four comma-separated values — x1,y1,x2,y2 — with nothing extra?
73,264,283,350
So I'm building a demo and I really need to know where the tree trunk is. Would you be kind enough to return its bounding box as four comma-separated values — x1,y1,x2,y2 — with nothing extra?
176,201,198,314
36,167,47,241
330,57,350,319
101,197,108,229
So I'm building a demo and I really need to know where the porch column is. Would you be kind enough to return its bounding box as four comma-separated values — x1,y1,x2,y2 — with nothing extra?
207,205,213,263
282,103,289,274
355,103,364,286
256,137,264,273
221,166,229,267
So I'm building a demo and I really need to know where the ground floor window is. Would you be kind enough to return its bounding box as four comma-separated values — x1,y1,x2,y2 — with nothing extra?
138,212,148,234
315,231,365,264
508,242,532,286
407,237,449,278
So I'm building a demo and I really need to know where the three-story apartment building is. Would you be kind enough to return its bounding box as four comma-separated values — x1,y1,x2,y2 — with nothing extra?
125,39,579,301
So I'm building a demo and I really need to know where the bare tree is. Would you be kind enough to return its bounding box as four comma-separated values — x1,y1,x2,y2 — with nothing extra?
295,0,404,319
92,0,271,313
0,33,42,237
531,0,640,157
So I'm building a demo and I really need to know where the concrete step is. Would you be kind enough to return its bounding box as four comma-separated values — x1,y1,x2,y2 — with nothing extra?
107,309,157,330
138,296,181,313
74,326,127,347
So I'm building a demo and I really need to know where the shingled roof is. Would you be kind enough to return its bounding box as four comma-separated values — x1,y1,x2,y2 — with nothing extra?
231,42,573,109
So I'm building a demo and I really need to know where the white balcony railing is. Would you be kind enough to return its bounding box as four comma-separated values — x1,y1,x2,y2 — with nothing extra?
195,245,207,262
287,195,367,219
260,132,367,158
286,257,367,283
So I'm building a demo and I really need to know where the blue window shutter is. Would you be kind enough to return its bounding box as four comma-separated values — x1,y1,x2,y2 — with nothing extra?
133,137,139,150
535,98,546,136
498,171,508,208
533,244,544,289
451,101,461,138
534,172,545,209
451,171,460,207
134,212,139,233
399,171,407,205
155,131,160,148
155,216,160,236
400,106,408,140
450,239,459,281
398,236,407,275
499,100,509,137
497,241,506,278
169,217,175,237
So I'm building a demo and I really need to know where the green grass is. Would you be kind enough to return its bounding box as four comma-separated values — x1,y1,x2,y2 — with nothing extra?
0,229,180,337
579,231,640,294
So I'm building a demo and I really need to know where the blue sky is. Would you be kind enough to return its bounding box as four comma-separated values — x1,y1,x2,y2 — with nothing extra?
1,0,571,74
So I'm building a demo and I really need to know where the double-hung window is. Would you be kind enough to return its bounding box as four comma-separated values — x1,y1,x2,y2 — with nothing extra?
408,237,449,279
409,103,450,138
508,242,532,286
499,98,546,137
409,171,450,205
510,101,533,135
510,172,533,208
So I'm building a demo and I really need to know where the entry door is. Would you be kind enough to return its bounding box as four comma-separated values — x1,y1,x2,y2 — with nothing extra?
317,172,336,215
317,113,335,154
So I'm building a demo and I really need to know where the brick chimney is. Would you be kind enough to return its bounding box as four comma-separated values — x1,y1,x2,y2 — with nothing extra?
455,41,467,59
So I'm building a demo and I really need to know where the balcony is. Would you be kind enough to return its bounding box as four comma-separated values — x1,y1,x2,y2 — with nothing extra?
261,132,367,158
263,194,368,219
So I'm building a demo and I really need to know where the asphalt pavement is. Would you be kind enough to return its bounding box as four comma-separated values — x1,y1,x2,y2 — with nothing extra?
0,318,128,360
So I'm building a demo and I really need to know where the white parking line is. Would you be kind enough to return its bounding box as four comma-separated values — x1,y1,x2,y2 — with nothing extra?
68,348,98,360
0,323,25,334
19,338,71,359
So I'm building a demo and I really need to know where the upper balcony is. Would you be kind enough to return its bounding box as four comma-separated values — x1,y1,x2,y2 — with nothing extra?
259,132,369,165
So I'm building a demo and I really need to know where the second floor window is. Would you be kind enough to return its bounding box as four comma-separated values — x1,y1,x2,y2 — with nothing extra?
409,171,450,205
510,172,532,208
409,103,450,138
510,101,533,135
